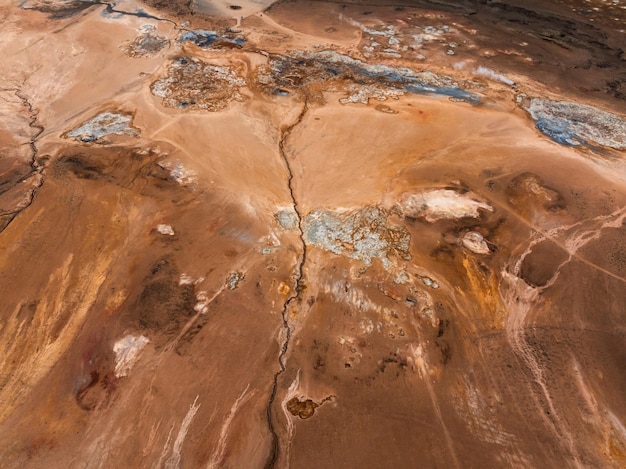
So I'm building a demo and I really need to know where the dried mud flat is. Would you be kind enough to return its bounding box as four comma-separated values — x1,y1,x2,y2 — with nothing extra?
0,0,625,468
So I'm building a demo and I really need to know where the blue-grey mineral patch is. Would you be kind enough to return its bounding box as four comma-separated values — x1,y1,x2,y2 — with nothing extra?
179,30,245,48
65,111,137,143
276,209,299,230
523,97,626,149
303,206,410,268
126,31,169,57
259,50,480,105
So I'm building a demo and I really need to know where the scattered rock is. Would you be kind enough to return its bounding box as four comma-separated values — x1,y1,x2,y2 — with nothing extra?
462,231,491,254
179,273,193,285
194,291,209,314
156,224,175,235
394,271,410,284
227,272,244,290
421,276,439,289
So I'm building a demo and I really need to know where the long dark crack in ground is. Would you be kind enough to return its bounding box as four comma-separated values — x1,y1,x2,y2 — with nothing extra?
264,100,309,469
6,3,186,235
0,88,44,233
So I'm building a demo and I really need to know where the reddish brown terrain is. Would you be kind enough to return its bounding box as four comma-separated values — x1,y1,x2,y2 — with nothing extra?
0,0,625,467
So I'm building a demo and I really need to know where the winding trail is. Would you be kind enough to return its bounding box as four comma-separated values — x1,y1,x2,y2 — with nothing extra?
501,262,582,466
264,100,309,469
497,205,626,468
487,196,626,285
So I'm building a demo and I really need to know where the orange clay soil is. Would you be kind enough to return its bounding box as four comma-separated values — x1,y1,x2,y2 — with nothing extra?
0,0,625,468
